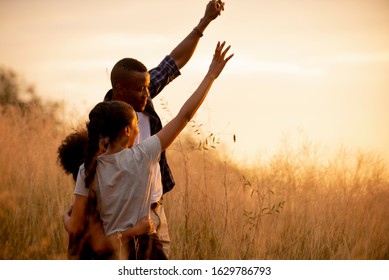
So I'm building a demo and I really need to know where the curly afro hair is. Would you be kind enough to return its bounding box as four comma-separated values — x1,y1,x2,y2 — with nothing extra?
57,128,88,181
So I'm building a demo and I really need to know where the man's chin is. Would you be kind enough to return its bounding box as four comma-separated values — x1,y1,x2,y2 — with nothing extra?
135,105,146,112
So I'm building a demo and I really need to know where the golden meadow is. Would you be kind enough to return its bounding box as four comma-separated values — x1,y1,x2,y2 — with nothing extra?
0,105,388,260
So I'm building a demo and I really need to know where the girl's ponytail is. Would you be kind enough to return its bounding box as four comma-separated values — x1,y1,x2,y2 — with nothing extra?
84,102,111,216
84,101,135,216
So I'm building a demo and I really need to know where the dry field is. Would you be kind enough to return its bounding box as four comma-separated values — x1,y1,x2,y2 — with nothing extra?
1,106,388,259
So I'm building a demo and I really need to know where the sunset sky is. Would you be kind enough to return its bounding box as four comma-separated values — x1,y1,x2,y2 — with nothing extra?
1,0,389,165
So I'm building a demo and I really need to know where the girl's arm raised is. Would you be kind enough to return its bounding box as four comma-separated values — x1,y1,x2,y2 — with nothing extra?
157,41,233,151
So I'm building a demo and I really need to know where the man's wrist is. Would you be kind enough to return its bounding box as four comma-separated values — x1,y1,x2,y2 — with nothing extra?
193,27,203,37
195,15,213,33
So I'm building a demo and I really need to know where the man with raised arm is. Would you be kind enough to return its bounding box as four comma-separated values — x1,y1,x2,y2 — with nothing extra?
103,0,226,257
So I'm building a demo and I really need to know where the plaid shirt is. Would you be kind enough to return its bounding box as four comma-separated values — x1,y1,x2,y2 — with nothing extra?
104,55,181,194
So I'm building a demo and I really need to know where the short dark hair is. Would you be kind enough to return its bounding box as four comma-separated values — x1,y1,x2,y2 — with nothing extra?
110,58,147,87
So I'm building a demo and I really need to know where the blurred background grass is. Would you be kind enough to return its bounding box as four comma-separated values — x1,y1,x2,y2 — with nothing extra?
0,67,388,259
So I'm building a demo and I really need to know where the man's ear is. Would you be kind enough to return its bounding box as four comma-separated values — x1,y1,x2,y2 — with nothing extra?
114,84,124,95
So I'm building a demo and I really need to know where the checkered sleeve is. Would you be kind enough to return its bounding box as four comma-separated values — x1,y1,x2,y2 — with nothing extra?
148,55,181,99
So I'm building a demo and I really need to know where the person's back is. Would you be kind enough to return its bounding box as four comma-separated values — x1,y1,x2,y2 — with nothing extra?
93,137,160,235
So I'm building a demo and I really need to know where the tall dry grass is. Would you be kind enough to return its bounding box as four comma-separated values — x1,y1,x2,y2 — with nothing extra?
1,106,388,259
165,132,389,259
0,106,73,259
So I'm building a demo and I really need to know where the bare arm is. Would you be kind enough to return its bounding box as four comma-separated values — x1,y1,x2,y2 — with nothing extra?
66,194,88,237
101,216,154,257
157,41,233,151
64,204,153,239
64,205,153,255
170,0,225,69
107,216,154,242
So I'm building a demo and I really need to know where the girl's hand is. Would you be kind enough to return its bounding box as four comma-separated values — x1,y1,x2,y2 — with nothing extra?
208,41,234,79
134,216,155,236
